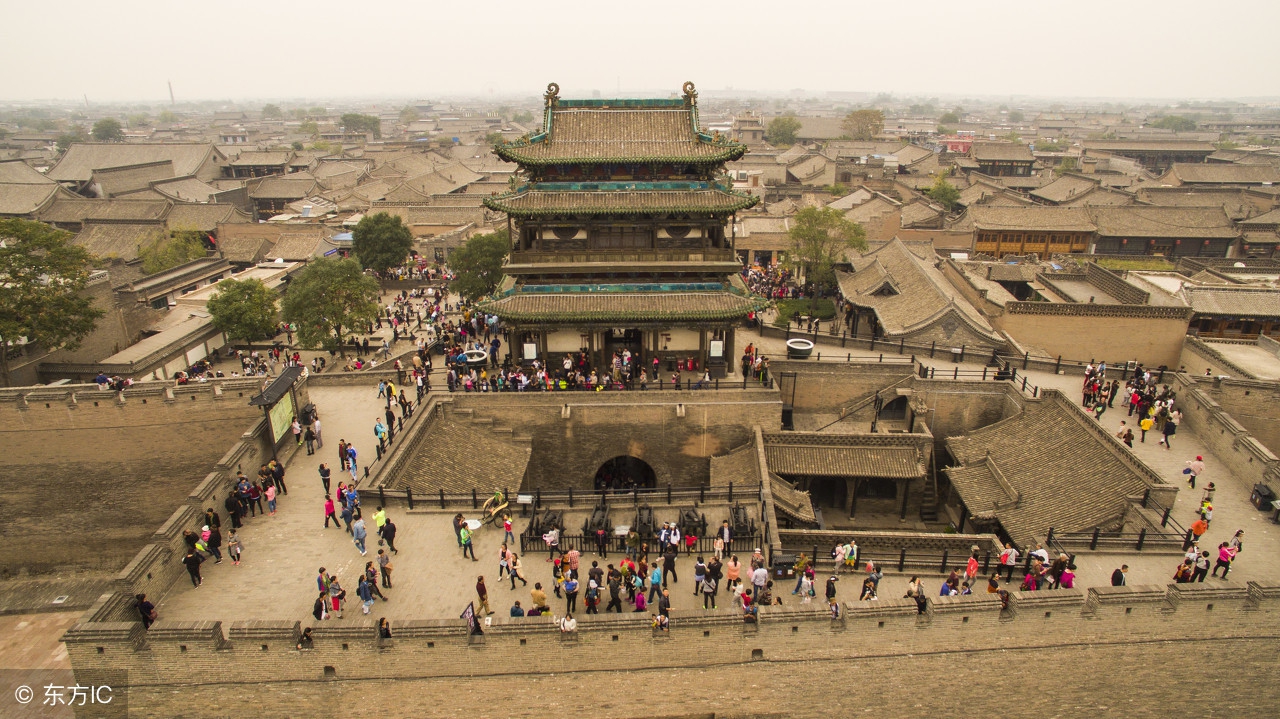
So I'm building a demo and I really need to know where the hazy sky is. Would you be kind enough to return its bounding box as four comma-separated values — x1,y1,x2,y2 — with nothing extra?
3,0,1278,103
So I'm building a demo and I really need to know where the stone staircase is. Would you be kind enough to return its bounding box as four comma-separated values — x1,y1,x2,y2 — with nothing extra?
919,452,939,523
447,406,531,446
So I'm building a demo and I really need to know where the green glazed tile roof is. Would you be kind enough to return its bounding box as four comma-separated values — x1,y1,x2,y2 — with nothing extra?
477,289,768,323
483,182,759,217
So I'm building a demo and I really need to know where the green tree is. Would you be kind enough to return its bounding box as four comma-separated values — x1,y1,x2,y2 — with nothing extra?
512,110,535,124
484,131,505,145
138,229,208,275
1150,115,1197,132
352,212,414,278
0,219,104,386
786,207,867,315
449,229,511,301
56,125,86,153
842,109,884,141
280,257,380,357
299,120,319,137
766,114,802,146
291,140,304,151
127,113,150,128
262,103,283,119
1008,110,1025,123
158,110,178,123
206,278,278,350
91,118,124,142
925,175,960,211
1055,157,1079,174
938,111,960,124
340,113,381,139
399,106,420,124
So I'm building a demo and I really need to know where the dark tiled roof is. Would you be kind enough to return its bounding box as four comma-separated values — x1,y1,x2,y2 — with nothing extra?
73,221,166,261
167,203,250,232
38,197,171,224
395,419,530,494
217,236,270,264
1168,163,1280,185
971,142,1034,162
770,473,816,524
835,238,1001,341
1181,287,1280,317
47,143,218,183
478,290,766,323
229,151,293,167
765,444,922,478
484,183,759,217
970,206,1096,232
944,393,1154,547
495,103,746,166
92,161,175,197
0,183,66,215
1082,140,1216,153
250,176,317,200
1089,206,1238,239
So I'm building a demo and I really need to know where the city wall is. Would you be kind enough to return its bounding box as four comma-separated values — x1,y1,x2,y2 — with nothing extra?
1174,374,1280,496
0,378,277,576
61,581,1280,692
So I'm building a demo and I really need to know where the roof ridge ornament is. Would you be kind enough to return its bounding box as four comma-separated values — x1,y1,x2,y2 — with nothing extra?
682,81,698,105
544,83,560,107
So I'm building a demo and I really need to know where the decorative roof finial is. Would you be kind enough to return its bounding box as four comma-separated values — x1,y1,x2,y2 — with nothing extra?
682,81,698,106
544,82,560,108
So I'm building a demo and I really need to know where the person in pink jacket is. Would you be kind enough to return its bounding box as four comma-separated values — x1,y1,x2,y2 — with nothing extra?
1211,542,1237,579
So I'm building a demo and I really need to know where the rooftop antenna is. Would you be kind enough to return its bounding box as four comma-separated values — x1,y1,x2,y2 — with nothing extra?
168,80,175,105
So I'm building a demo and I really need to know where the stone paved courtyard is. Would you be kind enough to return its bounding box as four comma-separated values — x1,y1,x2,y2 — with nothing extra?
150,371,1280,634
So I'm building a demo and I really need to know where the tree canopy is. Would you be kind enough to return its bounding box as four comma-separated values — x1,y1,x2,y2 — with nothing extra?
399,106,420,124
341,113,382,139
262,104,283,119
925,175,960,212
0,219,105,386
139,229,207,275
207,278,278,349
1150,115,1197,132
842,109,884,141
449,229,510,301
938,111,960,125
766,115,802,146
786,207,867,313
56,125,86,153
91,118,124,142
280,257,380,356
352,212,414,277
512,110,535,125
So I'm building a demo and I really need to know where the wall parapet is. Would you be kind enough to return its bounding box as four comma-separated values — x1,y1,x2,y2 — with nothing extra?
1005,301,1193,321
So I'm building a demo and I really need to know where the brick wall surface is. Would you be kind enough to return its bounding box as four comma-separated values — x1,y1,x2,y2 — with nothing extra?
449,392,782,490
62,580,1280,715
0,380,267,576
